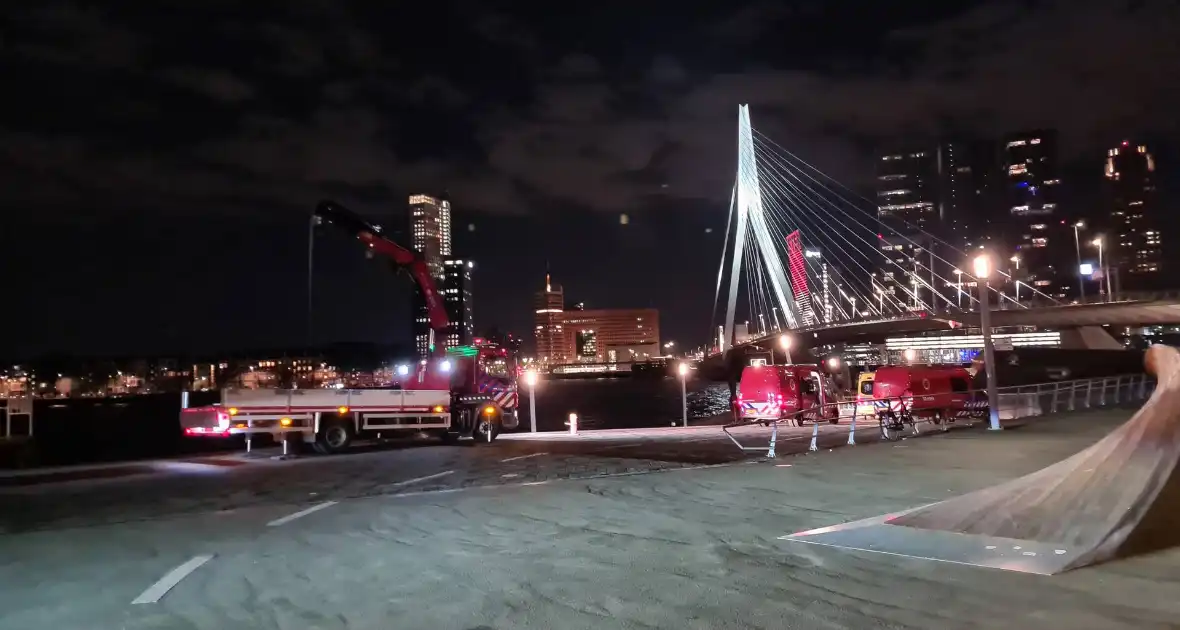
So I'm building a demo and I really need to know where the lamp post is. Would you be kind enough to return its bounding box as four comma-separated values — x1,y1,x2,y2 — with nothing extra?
1092,237,1107,302
677,362,689,427
1073,221,1086,303
1010,255,1021,305
779,334,793,364
974,254,1002,431
524,370,538,433
953,268,964,309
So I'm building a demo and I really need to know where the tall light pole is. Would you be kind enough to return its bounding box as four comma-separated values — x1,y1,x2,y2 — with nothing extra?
1073,221,1086,303
677,362,689,427
524,370,538,433
1010,255,1021,305
953,268,964,309
1092,237,1107,302
779,334,793,365
974,254,1002,431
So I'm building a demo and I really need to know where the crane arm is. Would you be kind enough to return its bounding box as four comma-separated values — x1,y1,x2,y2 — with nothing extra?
313,200,450,334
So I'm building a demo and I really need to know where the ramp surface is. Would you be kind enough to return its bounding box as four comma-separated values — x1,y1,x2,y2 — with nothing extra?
786,345,1178,574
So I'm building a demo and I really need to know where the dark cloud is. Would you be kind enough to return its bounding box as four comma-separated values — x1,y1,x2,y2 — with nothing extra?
3,0,1179,225
163,68,256,102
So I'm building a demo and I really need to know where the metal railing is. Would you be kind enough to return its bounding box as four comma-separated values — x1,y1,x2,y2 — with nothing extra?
722,373,1154,458
0,396,34,442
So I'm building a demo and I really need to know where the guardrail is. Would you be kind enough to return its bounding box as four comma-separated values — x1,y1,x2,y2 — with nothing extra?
0,396,35,442
722,373,1154,458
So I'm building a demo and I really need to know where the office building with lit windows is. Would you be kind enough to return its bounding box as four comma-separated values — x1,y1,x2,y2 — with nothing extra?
533,275,566,364
532,275,660,365
409,194,453,358
561,306,660,363
1105,141,1161,286
1002,130,1066,300
875,149,939,312
441,259,474,349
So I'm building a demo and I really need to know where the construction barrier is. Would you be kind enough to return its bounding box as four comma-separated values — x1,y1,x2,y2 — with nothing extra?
722,373,1153,457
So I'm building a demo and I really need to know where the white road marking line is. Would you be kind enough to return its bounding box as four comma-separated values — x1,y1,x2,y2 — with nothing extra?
131,555,214,604
266,501,338,527
390,462,739,499
386,470,454,489
500,452,548,463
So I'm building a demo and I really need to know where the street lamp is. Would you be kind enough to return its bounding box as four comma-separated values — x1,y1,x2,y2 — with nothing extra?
524,370,538,433
953,268,964,309
1010,255,1021,304
677,362,689,427
973,253,1002,431
779,334,793,364
1092,237,1107,302
1073,221,1086,302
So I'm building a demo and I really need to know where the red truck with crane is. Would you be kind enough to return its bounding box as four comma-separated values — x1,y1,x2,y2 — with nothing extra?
180,200,520,453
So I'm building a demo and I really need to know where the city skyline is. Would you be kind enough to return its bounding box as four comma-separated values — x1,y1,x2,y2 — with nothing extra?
5,1,1180,359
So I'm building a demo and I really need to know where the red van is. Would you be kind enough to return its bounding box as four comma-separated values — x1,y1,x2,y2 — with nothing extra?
870,365,972,437
737,364,841,426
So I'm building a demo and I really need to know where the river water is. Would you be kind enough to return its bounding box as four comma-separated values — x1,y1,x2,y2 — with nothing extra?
520,376,731,432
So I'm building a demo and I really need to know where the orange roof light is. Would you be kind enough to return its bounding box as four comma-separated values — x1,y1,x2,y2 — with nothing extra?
228,407,239,416
337,406,349,414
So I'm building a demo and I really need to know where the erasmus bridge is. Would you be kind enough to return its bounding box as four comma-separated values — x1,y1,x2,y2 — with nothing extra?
705,105,1180,360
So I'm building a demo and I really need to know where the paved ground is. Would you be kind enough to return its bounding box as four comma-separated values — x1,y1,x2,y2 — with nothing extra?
3,409,1179,629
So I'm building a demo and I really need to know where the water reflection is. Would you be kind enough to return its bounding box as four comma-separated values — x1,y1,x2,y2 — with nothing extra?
521,377,730,432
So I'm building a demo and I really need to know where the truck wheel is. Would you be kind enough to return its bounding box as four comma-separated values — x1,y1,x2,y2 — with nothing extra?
473,417,499,444
315,420,354,454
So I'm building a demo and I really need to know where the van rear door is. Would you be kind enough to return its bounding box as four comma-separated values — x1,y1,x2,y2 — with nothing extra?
738,365,784,419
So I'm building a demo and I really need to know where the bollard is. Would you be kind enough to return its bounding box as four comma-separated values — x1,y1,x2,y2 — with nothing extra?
1139,374,1148,400
847,412,857,446
246,417,253,453
767,420,777,459
282,434,289,457
1085,381,1093,408
568,412,578,435
808,418,819,452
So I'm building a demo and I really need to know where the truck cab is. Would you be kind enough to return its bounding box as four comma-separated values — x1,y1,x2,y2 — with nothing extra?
737,363,840,426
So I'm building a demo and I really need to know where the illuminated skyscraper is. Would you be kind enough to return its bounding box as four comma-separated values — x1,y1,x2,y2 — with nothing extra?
875,148,938,312
442,259,474,349
1001,130,1065,300
533,275,566,364
409,194,452,358
1105,141,1161,286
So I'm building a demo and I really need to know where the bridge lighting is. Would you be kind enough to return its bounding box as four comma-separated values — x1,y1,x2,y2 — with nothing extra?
779,335,792,350
903,349,917,363
1091,237,1103,247
973,254,992,279
524,370,538,387
439,359,452,373
396,364,409,376
826,356,840,369
678,362,689,377
1075,220,1085,229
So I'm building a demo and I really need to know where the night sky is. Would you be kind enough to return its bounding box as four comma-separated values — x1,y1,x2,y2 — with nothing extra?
5,1,1180,360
